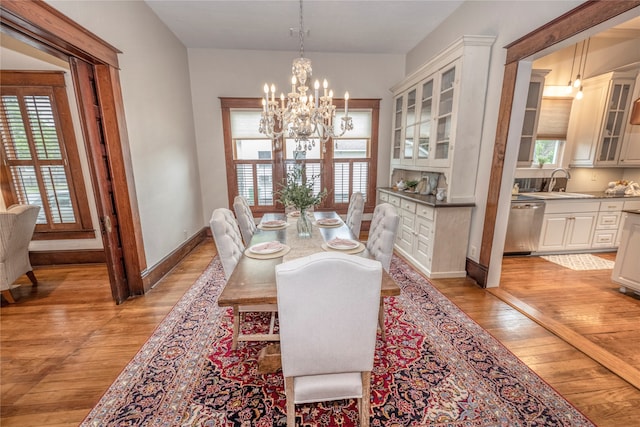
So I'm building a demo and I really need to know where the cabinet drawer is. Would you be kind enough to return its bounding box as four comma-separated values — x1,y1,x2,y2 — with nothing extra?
388,195,401,208
401,199,416,213
596,211,621,229
544,200,600,214
379,191,389,202
416,204,435,220
599,201,623,212
592,229,617,247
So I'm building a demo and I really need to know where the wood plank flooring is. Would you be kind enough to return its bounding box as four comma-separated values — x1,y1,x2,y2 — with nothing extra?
1,240,639,426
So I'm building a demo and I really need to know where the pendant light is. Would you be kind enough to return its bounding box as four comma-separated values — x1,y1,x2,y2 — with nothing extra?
574,38,590,100
566,43,578,94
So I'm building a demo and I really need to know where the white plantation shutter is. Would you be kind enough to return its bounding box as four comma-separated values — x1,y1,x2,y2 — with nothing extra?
1,72,92,237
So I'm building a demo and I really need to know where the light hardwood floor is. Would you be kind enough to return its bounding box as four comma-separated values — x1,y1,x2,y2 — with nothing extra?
1,240,639,426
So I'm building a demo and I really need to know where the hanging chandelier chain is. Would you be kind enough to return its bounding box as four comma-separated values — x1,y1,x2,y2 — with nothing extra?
568,43,577,83
298,0,305,58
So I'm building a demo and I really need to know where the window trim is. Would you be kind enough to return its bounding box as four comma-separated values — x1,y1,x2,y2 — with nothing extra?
220,97,380,216
1,70,94,240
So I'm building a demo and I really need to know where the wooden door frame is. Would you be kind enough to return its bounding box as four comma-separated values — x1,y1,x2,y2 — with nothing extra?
0,0,146,302
469,0,640,287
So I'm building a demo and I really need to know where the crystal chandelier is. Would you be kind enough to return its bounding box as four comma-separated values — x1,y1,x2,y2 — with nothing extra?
258,0,353,151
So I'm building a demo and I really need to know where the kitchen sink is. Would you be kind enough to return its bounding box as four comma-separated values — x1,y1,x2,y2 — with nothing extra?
526,192,596,200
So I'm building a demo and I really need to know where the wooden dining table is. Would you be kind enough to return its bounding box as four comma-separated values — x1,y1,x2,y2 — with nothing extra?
218,210,401,349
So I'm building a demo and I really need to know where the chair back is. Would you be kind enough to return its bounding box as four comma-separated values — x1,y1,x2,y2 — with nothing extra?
0,204,40,287
209,208,245,280
233,196,256,245
276,252,382,378
365,203,399,272
345,192,364,239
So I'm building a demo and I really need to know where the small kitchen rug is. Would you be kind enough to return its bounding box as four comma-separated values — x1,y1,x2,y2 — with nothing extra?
540,253,615,270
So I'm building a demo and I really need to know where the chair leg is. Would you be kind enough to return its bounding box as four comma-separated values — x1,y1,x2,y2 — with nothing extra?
284,376,296,427
360,371,371,427
2,289,16,303
26,270,38,286
378,301,386,340
232,306,240,350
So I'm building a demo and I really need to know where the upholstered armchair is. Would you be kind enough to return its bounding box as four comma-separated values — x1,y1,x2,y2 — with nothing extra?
276,252,382,427
345,191,364,239
233,195,256,245
0,204,40,303
209,208,277,349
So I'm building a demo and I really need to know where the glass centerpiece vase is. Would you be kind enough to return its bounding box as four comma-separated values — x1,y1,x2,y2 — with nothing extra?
277,166,327,239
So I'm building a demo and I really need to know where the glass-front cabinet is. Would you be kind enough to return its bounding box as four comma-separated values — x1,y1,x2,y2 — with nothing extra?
393,61,459,168
389,36,495,203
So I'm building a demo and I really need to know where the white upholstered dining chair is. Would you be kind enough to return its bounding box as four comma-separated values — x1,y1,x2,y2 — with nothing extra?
276,252,382,427
233,195,256,246
364,202,400,340
0,204,40,303
209,208,277,350
345,191,364,240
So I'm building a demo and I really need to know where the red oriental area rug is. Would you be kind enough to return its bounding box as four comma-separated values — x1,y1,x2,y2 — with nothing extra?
81,256,595,426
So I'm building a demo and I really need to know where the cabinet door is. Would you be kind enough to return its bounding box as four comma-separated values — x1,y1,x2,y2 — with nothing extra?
517,71,546,167
431,65,456,167
596,81,632,165
415,79,433,167
391,96,403,165
568,81,608,167
402,88,417,165
396,210,415,253
539,214,570,251
565,213,596,250
619,118,640,165
413,216,434,269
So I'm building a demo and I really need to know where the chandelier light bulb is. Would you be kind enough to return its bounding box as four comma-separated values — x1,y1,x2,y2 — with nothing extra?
576,86,584,100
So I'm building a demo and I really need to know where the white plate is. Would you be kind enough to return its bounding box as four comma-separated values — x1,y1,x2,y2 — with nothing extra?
327,238,359,250
261,220,287,228
288,211,301,218
249,241,284,255
317,218,342,226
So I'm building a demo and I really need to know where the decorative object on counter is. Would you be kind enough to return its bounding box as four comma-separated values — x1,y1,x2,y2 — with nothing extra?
605,180,640,196
276,166,327,238
512,183,519,195
429,175,438,195
396,179,406,190
404,180,419,192
436,188,446,201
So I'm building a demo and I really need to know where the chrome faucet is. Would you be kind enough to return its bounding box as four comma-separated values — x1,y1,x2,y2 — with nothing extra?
548,168,571,192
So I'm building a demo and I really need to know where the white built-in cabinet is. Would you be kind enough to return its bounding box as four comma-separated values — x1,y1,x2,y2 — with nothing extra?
390,35,495,203
612,211,640,294
379,190,471,278
536,198,639,253
568,70,638,167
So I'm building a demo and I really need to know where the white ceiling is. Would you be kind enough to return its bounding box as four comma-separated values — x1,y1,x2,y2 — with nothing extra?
144,0,465,54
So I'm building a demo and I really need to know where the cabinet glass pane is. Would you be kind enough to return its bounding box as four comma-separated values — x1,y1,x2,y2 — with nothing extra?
609,85,622,110
619,85,630,109
441,67,455,91
406,89,416,126
395,97,403,125
439,89,453,115
435,116,451,159
522,110,537,135
421,80,433,122
526,82,541,109
518,137,533,162
393,129,401,159
418,121,430,159
404,125,414,158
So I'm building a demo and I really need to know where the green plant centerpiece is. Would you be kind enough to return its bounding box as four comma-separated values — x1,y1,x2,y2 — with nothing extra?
276,166,327,238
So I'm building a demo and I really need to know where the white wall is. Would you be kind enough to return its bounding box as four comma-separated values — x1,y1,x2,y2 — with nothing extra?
187,48,404,221
405,0,584,286
46,0,202,268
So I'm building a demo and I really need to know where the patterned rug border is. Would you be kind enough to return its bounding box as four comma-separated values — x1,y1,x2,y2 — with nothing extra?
81,255,595,426
540,253,615,271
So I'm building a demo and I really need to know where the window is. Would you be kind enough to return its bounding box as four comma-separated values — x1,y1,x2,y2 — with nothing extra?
221,98,379,215
0,71,94,239
532,97,571,167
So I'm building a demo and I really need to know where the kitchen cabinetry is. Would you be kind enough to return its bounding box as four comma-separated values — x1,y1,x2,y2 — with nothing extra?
618,74,640,166
390,35,495,203
616,200,640,246
612,211,640,294
517,70,549,167
379,189,472,278
592,201,623,248
537,200,599,252
568,70,637,167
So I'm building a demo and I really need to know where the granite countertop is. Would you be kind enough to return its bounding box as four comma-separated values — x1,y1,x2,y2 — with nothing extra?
378,187,475,208
513,191,640,201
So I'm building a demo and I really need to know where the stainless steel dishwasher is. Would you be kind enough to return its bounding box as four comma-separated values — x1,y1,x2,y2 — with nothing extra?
504,197,545,254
